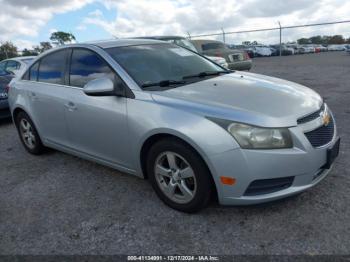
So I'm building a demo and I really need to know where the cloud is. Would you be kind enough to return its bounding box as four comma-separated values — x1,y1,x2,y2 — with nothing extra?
0,0,92,45
1,0,350,49
81,0,350,44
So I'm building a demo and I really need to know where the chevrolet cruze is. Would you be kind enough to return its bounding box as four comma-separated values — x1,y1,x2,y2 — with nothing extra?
8,39,340,212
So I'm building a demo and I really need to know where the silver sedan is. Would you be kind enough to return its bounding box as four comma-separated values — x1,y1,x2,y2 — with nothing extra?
8,39,340,212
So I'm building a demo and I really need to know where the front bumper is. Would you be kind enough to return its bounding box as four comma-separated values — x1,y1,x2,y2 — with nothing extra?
206,122,339,206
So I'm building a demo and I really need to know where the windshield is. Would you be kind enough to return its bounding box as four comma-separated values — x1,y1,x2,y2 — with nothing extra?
105,43,223,88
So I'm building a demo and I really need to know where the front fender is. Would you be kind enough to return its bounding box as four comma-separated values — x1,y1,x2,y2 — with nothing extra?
127,92,240,177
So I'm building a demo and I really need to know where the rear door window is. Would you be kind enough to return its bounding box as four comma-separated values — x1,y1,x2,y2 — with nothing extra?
29,62,39,81
69,48,115,88
38,49,67,85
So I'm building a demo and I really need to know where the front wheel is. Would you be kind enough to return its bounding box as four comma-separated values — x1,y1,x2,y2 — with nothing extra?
147,138,212,213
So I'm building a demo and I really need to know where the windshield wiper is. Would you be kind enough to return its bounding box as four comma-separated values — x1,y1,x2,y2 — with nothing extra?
182,70,231,80
141,79,186,88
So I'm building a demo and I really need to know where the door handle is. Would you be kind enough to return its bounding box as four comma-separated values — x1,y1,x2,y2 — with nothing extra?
65,101,77,111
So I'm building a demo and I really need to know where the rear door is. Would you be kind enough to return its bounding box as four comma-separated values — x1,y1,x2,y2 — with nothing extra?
23,49,70,146
63,48,131,168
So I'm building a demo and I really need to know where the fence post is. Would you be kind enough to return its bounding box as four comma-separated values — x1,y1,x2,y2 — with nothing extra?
278,21,282,56
221,28,226,43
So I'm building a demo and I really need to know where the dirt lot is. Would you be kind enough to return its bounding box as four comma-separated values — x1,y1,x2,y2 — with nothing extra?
0,51,349,255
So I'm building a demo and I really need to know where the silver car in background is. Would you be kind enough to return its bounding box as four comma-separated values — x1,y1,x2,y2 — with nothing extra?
0,56,35,77
8,39,340,212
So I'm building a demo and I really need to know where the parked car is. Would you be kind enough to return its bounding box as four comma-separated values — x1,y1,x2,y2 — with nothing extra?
134,36,229,69
327,45,346,51
9,39,340,212
346,45,350,54
0,56,35,77
0,57,35,119
191,39,252,70
301,45,315,54
250,45,272,57
270,45,294,56
269,46,278,56
0,71,14,119
285,44,300,55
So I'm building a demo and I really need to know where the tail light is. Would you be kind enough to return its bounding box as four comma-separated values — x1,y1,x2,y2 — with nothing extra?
4,84,10,93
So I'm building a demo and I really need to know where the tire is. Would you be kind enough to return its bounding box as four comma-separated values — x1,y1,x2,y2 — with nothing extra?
15,111,45,155
147,138,212,213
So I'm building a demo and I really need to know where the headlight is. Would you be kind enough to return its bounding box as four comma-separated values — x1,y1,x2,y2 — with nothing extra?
228,123,293,149
207,117,293,149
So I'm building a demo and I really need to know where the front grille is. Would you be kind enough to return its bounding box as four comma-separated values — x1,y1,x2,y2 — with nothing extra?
244,176,294,196
304,116,334,147
297,104,325,124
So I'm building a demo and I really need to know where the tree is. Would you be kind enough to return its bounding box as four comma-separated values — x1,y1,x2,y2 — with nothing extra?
309,35,323,44
0,41,18,61
328,35,345,44
33,41,52,53
297,38,310,45
50,31,76,45
22,49,38,56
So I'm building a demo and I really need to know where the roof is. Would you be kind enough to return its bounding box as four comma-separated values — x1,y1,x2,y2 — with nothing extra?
2,56,36,62
86,38,165,49
133,36,186,41
190,39,224,44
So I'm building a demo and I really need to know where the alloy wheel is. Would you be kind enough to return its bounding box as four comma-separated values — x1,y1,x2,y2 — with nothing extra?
154,151,197,204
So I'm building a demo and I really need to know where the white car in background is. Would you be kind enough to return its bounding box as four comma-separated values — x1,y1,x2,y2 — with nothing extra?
253,45,272,56
301,45,315,53
0,56,35,77
327,45,346,51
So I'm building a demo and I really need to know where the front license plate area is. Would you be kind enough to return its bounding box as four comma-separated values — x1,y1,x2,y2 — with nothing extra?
324,137,340,169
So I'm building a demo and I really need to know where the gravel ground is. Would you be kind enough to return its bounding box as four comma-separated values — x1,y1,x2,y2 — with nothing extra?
0,51,349,255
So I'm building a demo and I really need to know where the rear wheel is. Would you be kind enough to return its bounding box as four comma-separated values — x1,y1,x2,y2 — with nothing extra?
147,138,212,213
15,112,45,155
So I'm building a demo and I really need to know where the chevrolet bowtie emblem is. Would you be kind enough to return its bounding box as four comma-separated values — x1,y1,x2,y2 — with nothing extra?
321,110,330,126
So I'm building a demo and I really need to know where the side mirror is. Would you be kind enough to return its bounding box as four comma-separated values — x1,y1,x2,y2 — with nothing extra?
83,77,124,97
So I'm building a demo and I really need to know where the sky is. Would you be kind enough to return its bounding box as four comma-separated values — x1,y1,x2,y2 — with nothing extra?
0,0,350,50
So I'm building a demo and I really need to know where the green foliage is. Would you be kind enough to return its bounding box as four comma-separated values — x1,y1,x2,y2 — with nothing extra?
22,49,38,56
33,42,53,54
50,31,76,45
0,41,18,61
297,35,346,45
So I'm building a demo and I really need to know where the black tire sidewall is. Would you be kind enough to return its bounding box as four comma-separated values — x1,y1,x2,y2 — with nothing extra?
147,138,212,213
15,112,44,155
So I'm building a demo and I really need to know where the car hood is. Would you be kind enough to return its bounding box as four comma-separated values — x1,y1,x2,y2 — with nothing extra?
151,71,323,127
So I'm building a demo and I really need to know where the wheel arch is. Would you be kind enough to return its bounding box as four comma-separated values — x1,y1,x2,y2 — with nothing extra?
139,132,219,201
12,106,43,141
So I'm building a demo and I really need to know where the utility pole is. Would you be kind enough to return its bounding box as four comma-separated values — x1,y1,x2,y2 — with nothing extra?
278,21,282,56
221,28,226,43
